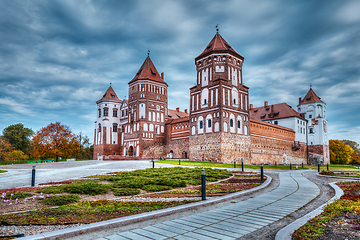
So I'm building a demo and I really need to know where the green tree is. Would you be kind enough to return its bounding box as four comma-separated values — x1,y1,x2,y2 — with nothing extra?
2,123,34,153
341,140,359,152
31,122,80,162
329,140,354,164
76,132,93,160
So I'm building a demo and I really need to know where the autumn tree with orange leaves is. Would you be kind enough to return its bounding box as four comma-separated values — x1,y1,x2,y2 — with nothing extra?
31,122,80,161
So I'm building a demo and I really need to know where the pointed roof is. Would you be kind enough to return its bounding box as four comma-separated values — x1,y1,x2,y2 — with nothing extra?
128,57,167,86
250,102,305,121
196,33,244,61
298,88,324,105
96,86,121,104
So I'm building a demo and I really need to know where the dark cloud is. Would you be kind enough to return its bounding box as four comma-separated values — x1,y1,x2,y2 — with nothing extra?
0,0,359,143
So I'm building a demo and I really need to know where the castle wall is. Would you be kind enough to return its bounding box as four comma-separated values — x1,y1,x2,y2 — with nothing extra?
308,144,330,164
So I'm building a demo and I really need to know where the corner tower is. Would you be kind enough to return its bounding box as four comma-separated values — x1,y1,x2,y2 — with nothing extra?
123,56,168,157
298,87,330,164
93,86,122,160
189,33,251,163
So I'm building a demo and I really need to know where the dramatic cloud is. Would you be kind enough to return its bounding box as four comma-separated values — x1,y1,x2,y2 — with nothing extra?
0,0,359,143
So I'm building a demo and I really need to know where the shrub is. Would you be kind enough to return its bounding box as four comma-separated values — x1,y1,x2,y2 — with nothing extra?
141,185,172,192
113,188,140,196
42,194,80,206
5,191,33,199
63,181,110,195
38,185,65,194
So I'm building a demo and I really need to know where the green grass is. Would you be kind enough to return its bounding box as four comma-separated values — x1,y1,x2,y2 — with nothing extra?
42,194,81,206
307,164,360,172
39,181,110,195
156,160,308,170
0,160,28,165
0,169,8,173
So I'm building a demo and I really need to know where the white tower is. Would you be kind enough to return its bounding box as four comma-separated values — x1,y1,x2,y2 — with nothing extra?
298,87,329,164
93,86,122,160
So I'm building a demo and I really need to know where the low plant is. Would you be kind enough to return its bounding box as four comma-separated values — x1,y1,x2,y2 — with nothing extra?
141,185,172,192
42,194,80,206
113,188,140,196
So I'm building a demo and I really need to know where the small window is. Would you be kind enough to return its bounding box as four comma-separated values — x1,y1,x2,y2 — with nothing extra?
230,119,234,128
297,120,299,123
309,128,314,133
218,57,221,61
309,114,312,118
141,94,144,98
200,121,203,129
157,95,160,100
113,109,118,117
141,84,144,88
274,121,278,125
103,108,108,117
113,124,117,132
98,109,101,118
98,124,101,132
237,121,240,128
204,99,207,105
122,110,124,117
233,99,236,104
125,110,128,116
208,119,211,128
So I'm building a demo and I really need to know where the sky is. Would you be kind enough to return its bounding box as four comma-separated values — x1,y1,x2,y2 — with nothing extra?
0,0,359,144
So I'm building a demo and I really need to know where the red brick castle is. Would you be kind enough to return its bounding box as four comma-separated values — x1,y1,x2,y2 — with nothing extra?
93,33,329,165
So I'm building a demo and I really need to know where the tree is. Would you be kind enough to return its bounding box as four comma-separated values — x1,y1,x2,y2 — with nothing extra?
9,150,28,161
341,140,359,152
2,123,34,153
31,122,80,161
329,140,354,164
0,137,14,161
342,140,360,165
75,132,93,160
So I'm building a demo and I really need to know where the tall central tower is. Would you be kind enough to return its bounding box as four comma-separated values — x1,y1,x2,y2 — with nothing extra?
189,33,251,163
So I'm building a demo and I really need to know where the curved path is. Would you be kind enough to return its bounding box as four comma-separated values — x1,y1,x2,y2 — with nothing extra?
94,171,320,240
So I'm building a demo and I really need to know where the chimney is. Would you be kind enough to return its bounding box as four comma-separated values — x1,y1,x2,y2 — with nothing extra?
264,101,268,107
250,104,253,110
184,109,188,114
299,97,302,105
161,72,164,80
176,107,180,112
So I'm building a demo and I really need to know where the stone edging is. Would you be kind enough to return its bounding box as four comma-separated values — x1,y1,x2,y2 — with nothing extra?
274,182,344,240
316,172,360,180
21,175,272,240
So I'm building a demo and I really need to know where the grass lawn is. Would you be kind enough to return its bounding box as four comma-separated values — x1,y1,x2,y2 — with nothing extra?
156,160,308,170
0,167,265,226
0,170,7,173
293,181,360,239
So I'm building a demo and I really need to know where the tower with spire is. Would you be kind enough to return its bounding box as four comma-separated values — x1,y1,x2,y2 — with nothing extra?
93,86,122,160
298,87,330,164
122,55,168,157
189,32,251,163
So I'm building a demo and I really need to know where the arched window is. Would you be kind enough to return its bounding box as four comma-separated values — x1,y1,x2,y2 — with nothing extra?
113,124,118,132
230,119,234,127
141,94,144,98
237,120,240,128
204,99,207,105
98,124,101,132
103,108,109,117
200,121,203,129
208,119,212,128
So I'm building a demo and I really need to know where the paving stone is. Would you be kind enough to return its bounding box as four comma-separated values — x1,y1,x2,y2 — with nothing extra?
142,226,179,238
184,231,222,240
155,223,190,234
201,226,244,238
193,228,236,240
104,235,130,240
130,228,168,240
172,235,197,240
118,231,153,240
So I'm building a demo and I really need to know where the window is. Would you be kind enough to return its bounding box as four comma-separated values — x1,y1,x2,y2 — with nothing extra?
103,108,108,117
141,84,144,88
309,128,314,133
141,94,144,98
122,110,124,117
309,114,312,118
204,99,207,105
113,124,117,132
200,121,203,129
230,119,234,128
218,57,221,61
132,96,134,100
274,121,278,125
125,110,128,116
157,95,160,100
208,119,212,128
237,120,240,128
121,125,124,132
98,109,101,118
113,109,118,117
98,124,101,132
233,99,236,104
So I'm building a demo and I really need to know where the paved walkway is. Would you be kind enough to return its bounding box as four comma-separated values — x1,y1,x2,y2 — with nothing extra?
95,171,320,240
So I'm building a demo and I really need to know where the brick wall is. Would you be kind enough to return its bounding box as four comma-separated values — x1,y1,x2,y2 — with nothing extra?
308,144,330,164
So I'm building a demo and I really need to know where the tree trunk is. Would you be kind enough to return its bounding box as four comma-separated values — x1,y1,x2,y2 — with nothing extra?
56,155,59,162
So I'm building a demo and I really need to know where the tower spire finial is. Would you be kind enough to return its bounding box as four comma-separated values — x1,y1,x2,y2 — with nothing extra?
148,49,150,57
310,83,312,89
110,82,112,86
216,24,219,33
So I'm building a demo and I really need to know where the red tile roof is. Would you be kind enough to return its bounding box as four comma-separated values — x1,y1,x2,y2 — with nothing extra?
250,102,305,121
196,33,244,60
298,88,324,105
96,86,121,103
167,109,189,119
128,56,167,85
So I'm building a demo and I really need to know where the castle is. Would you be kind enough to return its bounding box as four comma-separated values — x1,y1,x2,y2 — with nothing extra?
93,32,330,165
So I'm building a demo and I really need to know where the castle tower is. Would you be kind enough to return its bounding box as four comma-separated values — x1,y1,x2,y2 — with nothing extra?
189,32,251,164
93,86,122,160
298,87,330,164
123,56,168,157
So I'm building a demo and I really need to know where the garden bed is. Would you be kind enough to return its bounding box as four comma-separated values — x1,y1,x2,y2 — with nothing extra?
293,181,360,239
320,170,360,178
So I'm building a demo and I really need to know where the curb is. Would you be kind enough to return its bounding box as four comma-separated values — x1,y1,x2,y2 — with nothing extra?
21,175,272,240
275,182,344,240
317,172,360,180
